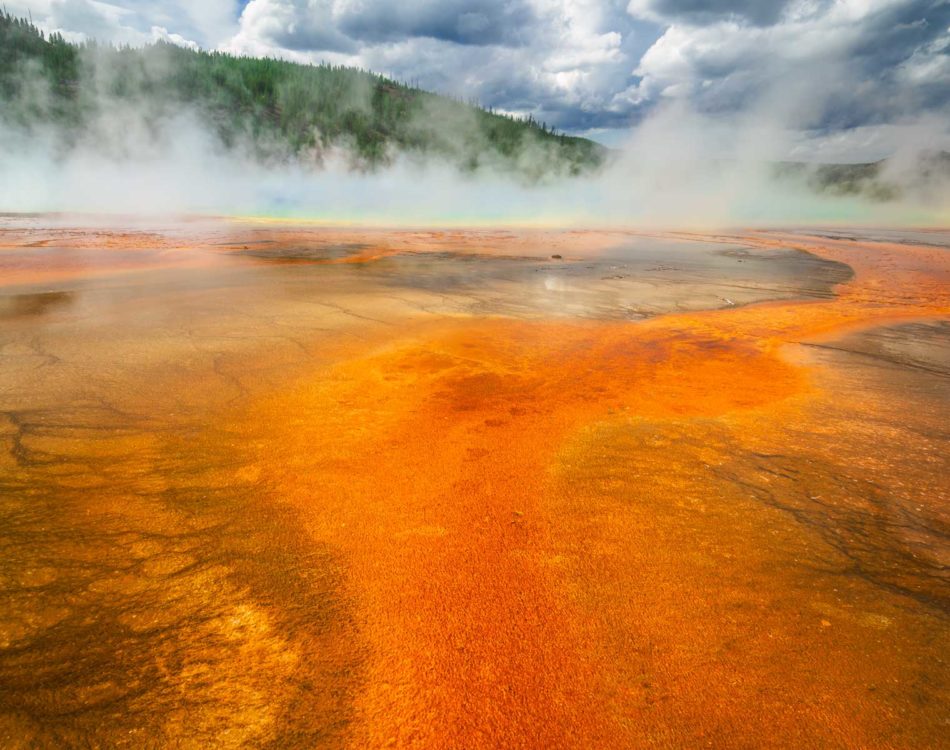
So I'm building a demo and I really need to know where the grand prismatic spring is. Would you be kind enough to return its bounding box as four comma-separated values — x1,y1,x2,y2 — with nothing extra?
0,216,947,748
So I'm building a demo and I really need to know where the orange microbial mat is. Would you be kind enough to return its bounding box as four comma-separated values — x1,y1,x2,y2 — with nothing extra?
0,218,947,748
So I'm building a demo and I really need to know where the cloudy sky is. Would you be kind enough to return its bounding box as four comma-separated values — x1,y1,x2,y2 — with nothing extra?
8,1,950,159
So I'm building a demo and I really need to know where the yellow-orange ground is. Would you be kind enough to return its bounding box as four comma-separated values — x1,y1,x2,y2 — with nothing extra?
230,232,949,748
0,222,947,748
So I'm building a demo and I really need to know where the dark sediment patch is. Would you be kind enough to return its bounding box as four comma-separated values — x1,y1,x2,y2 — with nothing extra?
227,243,372,263
0,406,361,748
359,240,854,320
784,228,950,249
0,291,74,320
801,320,950,378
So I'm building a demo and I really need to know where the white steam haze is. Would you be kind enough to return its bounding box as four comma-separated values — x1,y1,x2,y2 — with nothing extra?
1,9,948,228
3,109,947,228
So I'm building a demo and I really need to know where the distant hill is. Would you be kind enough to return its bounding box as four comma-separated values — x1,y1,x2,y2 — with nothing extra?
0,12,606,179
773,152,950,202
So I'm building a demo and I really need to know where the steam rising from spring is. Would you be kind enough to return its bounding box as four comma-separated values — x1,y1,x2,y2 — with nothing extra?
1,38,947,227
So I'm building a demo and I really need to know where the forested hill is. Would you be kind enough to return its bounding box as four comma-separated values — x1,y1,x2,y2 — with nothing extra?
0,12,606,179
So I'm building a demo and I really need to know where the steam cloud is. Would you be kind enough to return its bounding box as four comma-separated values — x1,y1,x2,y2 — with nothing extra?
1,40,948,228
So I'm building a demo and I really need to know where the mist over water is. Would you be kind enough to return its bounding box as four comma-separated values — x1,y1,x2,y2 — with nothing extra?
2,91,948,227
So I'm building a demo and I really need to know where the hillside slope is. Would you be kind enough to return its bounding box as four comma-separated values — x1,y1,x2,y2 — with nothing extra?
0,12,605,179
